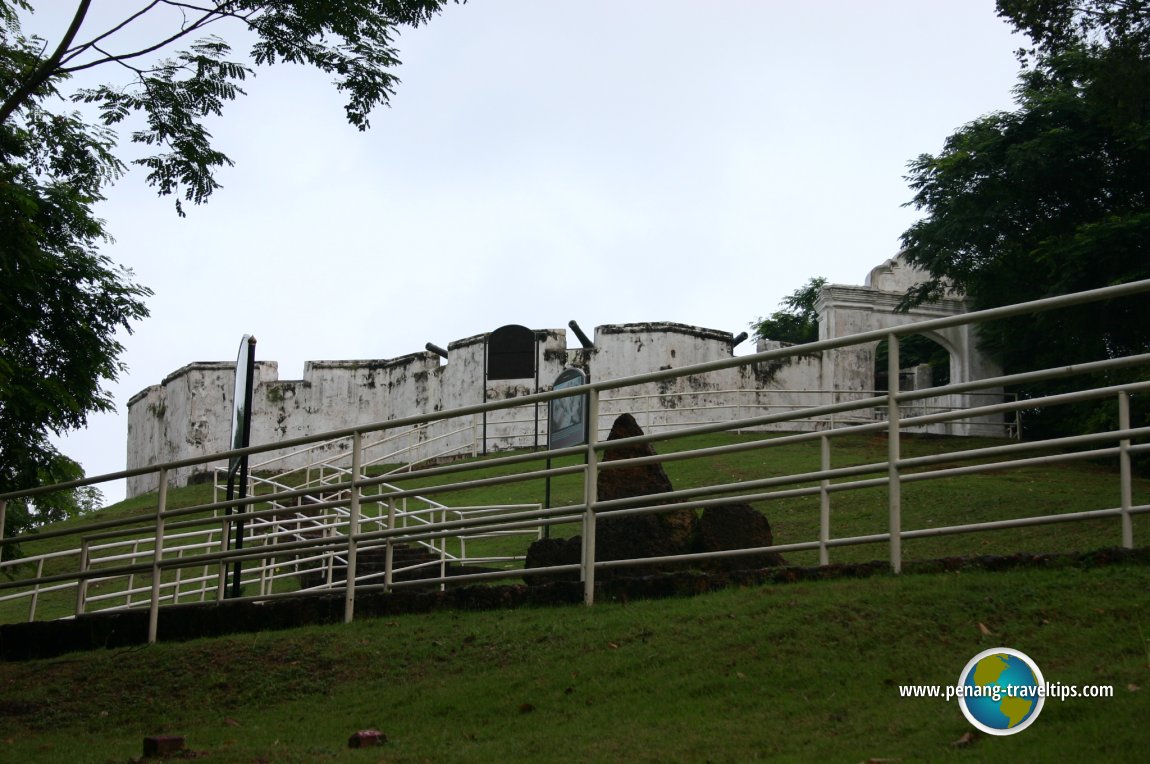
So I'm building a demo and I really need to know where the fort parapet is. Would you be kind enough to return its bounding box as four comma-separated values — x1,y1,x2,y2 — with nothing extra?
126,256,1004,496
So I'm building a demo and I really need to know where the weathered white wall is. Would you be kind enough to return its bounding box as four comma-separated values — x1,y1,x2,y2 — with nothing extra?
126,256,1007,496
583,323,755,434
128,329,576,495
127,362,280,494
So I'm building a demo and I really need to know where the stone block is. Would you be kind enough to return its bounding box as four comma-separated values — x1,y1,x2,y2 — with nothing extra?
143,735,185,757
348,729,387,748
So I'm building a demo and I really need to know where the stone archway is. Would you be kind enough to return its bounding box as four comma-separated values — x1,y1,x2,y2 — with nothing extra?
813,254,1005,436
814,254,1000,394
874,332,954,391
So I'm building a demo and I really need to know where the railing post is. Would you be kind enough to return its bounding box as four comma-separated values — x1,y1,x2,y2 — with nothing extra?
216,515,229,601
819,434,831,566
1119,391,1133,549
201,534,211,601
324,520,336,588
173,548,185,604
438,507,447,592
344,431,363,624
582,388,600,606
126,540,139,607
0,498,6,564
75,539,90,615
29,557,45,622
148,468,168,644
385,497,396,591
887,333,902,574
261,521,277,596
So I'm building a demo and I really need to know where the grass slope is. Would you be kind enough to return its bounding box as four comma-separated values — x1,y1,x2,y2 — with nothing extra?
0,563,1147,762
2,431,1149,761
3,431,1148,623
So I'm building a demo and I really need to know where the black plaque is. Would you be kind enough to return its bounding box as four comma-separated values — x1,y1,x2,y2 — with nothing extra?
487,324,536,380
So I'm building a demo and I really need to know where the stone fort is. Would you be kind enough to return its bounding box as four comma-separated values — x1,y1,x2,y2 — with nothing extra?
126,255,1003,496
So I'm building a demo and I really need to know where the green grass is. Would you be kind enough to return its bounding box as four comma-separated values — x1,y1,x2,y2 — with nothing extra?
2,431,1149,761
0,563,1147,762
3,431,1148,624
385,430,1149,565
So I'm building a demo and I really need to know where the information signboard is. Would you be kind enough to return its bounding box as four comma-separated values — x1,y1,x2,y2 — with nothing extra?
548,367,588,449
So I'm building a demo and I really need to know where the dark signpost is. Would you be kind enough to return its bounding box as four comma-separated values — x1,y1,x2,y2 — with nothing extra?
544,367,589,537
484,324,540,454
226,335,256,598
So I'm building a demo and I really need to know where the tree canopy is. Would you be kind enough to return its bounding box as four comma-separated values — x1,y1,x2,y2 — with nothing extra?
750,277,827,346
0,1,457,530
899,0,1150,435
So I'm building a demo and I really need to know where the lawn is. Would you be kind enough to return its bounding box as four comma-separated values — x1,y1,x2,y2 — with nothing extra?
2,430,1147,625
0,561,1147,762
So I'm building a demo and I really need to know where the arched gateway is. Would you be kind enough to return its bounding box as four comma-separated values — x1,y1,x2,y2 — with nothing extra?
814,254,1004,434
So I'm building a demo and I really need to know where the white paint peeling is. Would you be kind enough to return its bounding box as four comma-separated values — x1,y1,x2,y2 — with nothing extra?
126,257,1006,496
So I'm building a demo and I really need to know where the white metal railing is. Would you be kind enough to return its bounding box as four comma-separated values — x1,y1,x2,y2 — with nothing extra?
214,389,1018,492
204,444,543,601
0,484,544,622
240,419,481,489
606,388,1020,440
1,279,1148,644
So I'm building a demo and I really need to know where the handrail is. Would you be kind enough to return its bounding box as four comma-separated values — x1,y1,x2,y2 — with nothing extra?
6,277,1146,502
0,278,1147,635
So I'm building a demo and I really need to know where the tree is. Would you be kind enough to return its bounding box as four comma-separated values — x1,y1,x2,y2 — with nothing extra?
898,0,1150,436
0,1,457,530
1,453,102,563
750,277,827,345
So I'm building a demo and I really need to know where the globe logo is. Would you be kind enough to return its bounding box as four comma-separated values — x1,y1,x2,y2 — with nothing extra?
957,647,1046,735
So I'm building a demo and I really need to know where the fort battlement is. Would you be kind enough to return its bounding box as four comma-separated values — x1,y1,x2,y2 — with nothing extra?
125,257,1004,496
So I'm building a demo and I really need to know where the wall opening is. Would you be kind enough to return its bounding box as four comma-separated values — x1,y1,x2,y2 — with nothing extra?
874,334,952,392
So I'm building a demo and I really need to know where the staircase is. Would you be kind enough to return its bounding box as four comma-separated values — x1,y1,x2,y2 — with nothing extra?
209,432,544,598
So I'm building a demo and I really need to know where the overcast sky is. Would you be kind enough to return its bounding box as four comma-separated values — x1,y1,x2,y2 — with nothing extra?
25,1,1025,502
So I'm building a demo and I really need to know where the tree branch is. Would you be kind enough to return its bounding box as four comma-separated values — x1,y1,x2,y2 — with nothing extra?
93,44,149,78
60,9,219,75
160,0,250,17
0,0,93,126
58,2,164,68
58,1,267,75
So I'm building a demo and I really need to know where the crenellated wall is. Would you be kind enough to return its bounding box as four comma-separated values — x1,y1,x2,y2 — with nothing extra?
126,322,787,495
125,256,1007,496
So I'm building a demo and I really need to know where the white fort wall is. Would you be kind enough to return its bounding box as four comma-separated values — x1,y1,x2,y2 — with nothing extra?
126,323,796,496
125,256,1006,496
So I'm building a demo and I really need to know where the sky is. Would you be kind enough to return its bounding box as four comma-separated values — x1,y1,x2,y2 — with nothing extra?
23,1,1027,502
